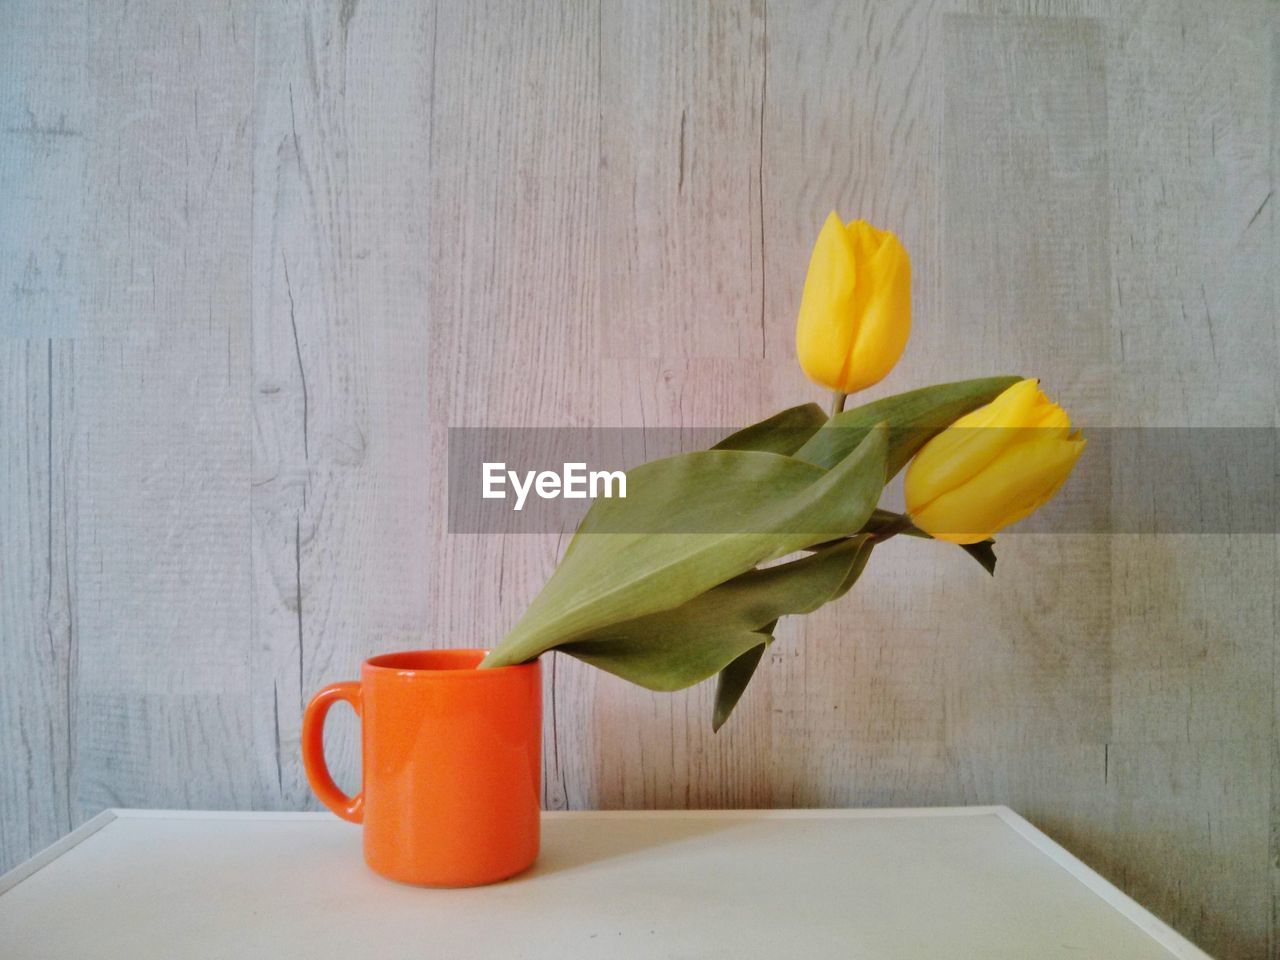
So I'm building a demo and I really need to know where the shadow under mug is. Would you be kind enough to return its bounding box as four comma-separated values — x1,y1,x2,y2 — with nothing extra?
301,649,542,887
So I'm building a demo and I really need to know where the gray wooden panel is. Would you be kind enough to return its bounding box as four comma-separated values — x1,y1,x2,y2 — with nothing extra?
940,9,1112,744
0,343,75,873
1099,2,1277,955
0,0,1275,955
70,0,256,816
0,0,87,339
250,0,438,808
72,332,256,813
1272,10,1279,956
760,0,956,810
595,358,788,810
760,0,943,374
421,0,602,812
599,0,766,360
592,0,774,811
0,0,87,864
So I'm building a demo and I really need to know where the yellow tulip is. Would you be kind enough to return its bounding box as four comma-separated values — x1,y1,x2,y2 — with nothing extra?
795,211,911,394
904,379,1085,545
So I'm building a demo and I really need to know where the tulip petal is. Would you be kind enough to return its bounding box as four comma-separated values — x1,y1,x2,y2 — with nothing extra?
904,378,1039,513
911,432,1085,544
1029,403,1071,430
845,219,893,262
795,211,859,392
844,223,911,392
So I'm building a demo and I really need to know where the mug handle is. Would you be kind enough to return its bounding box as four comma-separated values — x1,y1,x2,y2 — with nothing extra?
301,682,365,823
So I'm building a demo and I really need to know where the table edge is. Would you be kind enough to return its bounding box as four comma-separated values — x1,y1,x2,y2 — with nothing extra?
108,805,1012,821
0,809,117,897
992,808,1212,960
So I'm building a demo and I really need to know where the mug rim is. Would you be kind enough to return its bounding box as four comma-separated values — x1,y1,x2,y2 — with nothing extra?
363,648,537,678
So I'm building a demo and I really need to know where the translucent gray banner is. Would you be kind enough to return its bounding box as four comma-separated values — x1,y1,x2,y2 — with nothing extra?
447,428,1277,535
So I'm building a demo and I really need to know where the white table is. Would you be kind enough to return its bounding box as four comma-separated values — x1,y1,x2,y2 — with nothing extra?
0,807,1208,959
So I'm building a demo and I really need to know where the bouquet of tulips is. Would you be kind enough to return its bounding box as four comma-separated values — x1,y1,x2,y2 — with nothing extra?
482,212,1085,730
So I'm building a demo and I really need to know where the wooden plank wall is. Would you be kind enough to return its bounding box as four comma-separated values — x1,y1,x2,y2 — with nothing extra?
1,0,1275,954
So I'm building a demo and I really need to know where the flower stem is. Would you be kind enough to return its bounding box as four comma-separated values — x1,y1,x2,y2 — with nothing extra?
868,511,915,543
828,391,847,418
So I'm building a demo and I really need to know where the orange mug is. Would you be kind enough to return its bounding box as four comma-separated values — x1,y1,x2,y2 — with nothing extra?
302,649,541,886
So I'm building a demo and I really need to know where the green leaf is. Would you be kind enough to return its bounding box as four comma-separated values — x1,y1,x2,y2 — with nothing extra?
709,535,875,731
794,376,1020,477
713,403,828,456
960,539,998,576
861,508,930,539
482,428,888,669
830,537,876,601
713,641,768,732
554,406,865,569
556,537,873,692
858,509,997,576
703,402,830,729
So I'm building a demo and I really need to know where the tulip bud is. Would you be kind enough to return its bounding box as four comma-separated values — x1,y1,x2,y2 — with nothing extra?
795,211,911,394
904,379,1085,544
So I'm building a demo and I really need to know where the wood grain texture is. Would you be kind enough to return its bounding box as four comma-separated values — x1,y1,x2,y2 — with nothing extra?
70,0,257,816
1096,2,1277,954
762,0,955,812
0,343,75,873
0,0,87,865
938,5,1113,765
1,0,1275,954
0,0,87,339
250,0,438,808
422,0,602,812
600,0,767,360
